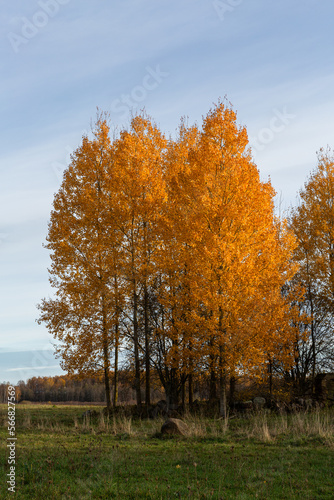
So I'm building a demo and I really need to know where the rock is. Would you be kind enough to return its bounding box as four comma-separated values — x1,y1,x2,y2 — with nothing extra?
161,418,189,436
289,397,314,412
156,400,167,410
232,400,253,412
149,400,167,419
253,397,266,409
296,398,313,410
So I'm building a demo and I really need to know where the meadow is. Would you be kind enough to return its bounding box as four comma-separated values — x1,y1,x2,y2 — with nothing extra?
1,403,334,499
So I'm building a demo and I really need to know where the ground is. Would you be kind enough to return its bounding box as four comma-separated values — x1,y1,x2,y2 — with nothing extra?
1,403,334,499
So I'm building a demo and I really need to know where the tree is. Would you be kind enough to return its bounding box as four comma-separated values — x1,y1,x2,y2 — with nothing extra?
37,116,123,412
168,102,297,416
149,102,297,415
289,147,334,392
150,120,203,409
112,113,167,409
38,102,299,414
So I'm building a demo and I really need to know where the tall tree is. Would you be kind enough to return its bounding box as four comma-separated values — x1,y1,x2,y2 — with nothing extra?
151,103,297,414
37,117,123,412
289,147,334,391
174,102,297,416
112,113,167,409
151,121,204,409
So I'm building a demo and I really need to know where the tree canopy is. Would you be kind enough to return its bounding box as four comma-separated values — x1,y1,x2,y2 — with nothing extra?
289,147,334,393
38,101,300,415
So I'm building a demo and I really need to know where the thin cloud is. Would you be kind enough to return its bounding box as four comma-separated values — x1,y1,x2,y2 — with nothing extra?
7,365,60,372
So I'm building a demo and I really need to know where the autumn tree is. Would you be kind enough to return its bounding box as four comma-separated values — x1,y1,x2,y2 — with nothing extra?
146,103,297,415
38,102,299,414
112,113,167,409
152,120,205,409
37,116,124,412
289,147,334,392
166,102,297,416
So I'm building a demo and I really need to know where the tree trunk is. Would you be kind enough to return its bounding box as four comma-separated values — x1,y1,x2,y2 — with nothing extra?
209,364,217,402
219,342,227,419
188,373,193,406
229,374,236,405
133,283,142,409
268,358,273,397
218,301,227,418
130,222,142,410
166,368,179,410
144,281,151,408
309,286,316,395
219,369,227,419
188,337,194,406
102,306,111,413
101,293,112,412
181,379,185,410
113,273,120,408
113,322,119,408
104,359,111,413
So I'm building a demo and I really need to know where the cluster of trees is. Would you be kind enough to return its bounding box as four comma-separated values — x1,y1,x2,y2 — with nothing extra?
37,101,334,416
288,148,334,394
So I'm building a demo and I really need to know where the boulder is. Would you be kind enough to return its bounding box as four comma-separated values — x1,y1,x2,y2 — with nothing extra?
232,400,253,412
161,418,189,436
253,397,266,409
149,400,167,419
156,400,167,411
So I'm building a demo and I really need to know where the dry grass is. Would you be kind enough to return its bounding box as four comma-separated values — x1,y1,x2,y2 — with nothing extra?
1,404,334,499
240,408,334,446
11,403,334,447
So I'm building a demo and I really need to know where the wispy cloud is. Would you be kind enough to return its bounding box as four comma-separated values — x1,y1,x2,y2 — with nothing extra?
7,365,60,372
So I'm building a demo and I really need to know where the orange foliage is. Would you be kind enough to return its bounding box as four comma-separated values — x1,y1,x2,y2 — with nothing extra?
38,101,299,411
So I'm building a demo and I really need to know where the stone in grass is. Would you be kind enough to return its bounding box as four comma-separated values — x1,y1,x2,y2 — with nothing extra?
253,397,266,409
161,418,189,436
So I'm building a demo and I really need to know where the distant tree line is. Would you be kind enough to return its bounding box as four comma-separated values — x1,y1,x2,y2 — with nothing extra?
1,373,161,404
0,371,285,405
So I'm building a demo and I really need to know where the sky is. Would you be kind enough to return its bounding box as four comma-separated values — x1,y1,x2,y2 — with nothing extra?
1,0,334,384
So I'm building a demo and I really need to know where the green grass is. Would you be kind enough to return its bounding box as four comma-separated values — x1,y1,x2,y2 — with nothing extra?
1,404,334,499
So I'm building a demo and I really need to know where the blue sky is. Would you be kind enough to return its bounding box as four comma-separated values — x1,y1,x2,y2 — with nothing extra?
1,0,334,384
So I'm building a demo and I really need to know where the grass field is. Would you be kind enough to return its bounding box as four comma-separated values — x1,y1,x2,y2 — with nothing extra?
1,403,334,499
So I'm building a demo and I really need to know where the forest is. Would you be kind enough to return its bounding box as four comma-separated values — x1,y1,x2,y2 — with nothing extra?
35,100,334,417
